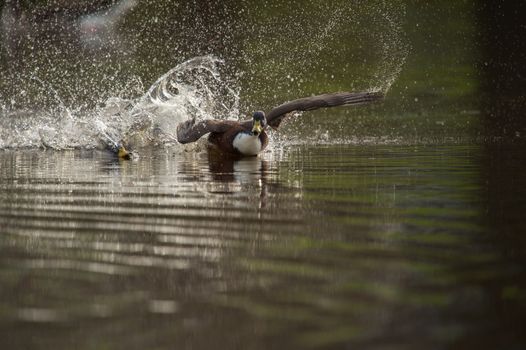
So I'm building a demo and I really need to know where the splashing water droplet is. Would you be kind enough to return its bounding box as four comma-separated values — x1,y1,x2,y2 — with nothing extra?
0,1,408,150
0,55,239,151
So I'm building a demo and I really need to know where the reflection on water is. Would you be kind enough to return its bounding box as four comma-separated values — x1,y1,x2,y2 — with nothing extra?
1,143,525,349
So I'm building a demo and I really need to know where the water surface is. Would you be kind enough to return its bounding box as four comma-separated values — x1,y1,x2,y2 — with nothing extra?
1,143,524,349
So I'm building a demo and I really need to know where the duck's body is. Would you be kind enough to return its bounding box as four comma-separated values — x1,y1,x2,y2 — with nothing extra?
206,118,269,156
176,91,383,156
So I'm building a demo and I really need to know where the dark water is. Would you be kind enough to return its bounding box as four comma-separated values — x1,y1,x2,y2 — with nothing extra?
1,142,525,349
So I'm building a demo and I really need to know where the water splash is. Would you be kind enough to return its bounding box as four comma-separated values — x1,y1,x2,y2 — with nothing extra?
135,56,239,139
238,0,408,110
0,1,408,151
368,1,410,93
0,56,237,150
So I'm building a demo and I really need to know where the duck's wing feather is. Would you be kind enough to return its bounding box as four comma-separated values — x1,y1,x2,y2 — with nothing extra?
264,91,383,128
176,118,238,144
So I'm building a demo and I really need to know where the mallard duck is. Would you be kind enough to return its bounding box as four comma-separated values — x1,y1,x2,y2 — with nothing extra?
176,91,383,156
117,145,132,160
106,141,132,160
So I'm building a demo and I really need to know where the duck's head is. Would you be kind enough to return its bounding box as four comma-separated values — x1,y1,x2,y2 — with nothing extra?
251,111,267,136
117,144,132,160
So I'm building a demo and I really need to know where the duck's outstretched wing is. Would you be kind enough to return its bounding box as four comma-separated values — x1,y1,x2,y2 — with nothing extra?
265,91,383,128
176,118,237,144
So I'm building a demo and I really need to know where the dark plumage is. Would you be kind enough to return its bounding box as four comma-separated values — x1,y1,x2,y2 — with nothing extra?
176,91,383,156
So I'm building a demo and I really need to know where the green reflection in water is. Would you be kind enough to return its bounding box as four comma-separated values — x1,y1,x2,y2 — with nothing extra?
213,144,524,348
